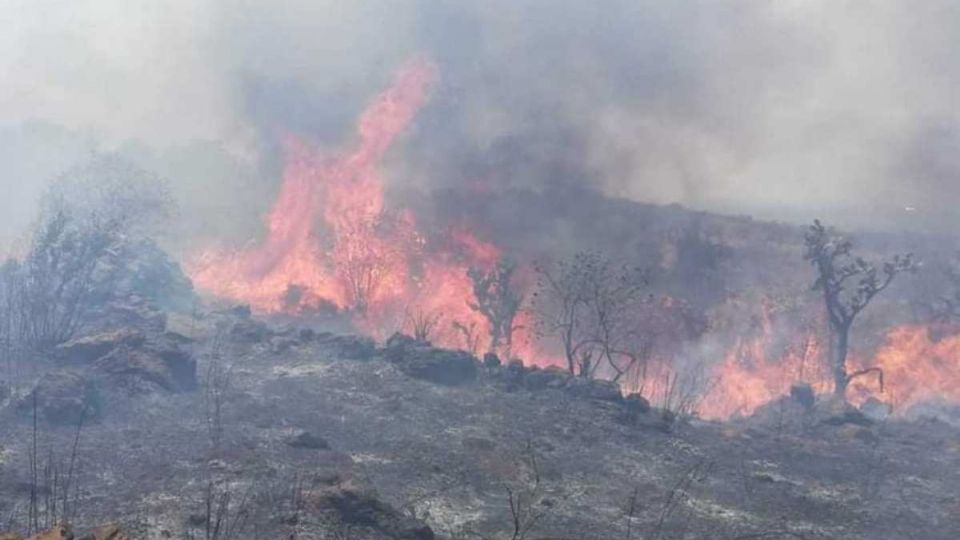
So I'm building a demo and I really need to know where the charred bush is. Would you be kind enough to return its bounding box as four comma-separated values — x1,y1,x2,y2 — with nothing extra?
0,156,176,353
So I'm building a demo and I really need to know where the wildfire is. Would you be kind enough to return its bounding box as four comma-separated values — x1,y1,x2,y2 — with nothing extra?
849,325,960,412
698,315,960,419
697,307,828,420
187,59,545,359
187,59,960,421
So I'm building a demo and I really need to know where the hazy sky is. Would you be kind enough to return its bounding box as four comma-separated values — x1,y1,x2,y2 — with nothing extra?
1,0,958,241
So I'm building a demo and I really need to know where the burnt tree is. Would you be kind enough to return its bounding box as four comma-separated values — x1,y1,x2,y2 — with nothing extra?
532,252,650,378
531,253,594,375
468,258,523,356
803,220,916,398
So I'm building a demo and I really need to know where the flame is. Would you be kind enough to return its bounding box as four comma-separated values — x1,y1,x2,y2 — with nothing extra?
697,306,828,419
698,333,827,420
188,59,960,419
698,314,960,419
849,324,960,411
187,59,553,362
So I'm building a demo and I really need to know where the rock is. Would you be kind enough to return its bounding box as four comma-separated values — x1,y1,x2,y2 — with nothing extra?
565,377,623,402
298,328,316,342
287,430,331,450
270,335,300,354
92,334,196,392
230,317,271,343
110,239,195,312
842,425,880,445
860,397,893,422
18,370,101,425
78,524,127,540
383,333,419,361
396,349,478,386
226,304,252,319
523,368,569,391
482,352,501,368
506,359,525,372
816,397,873,427
56,329,146,364
383,334,478,386
321,335,376,361
98,299,167,333
790,382,815,411
624,393,651,414
314,487,434,540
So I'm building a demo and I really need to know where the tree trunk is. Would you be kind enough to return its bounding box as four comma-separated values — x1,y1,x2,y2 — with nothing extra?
830,323,851,398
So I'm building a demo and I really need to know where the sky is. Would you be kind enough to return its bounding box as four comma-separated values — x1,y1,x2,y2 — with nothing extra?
0,0,958,244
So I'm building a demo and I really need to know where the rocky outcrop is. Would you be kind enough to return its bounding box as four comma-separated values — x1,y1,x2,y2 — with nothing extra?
382,334,478,386
565,377,623,402
286,430,331,450
522,367,570,390
57,329,196,393
230,317,271,343
56,329,146,365
318,334,377,361
17,370,101,425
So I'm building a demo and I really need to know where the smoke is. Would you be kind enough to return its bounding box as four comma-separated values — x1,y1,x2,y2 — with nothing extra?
1,0,959,242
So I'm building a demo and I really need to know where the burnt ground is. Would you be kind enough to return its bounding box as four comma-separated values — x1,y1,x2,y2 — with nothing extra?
2,311,960,539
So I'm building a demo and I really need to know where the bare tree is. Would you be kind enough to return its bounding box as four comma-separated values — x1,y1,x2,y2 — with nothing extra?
0,155,174,351
467,258,523,356
531,252,605,375
932,252,960,322
533,252,661,379
803,220,917,398
15,209,116,348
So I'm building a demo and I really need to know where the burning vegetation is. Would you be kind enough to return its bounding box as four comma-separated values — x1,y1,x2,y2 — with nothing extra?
180,60,960,424
2,30,960,540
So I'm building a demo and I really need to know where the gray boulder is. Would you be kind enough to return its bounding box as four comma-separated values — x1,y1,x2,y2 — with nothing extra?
565,377,623,402
383,334,478,386
18,370,101,425
56,329,146,364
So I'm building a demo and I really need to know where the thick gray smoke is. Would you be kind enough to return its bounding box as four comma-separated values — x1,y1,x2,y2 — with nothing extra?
1,0,959,247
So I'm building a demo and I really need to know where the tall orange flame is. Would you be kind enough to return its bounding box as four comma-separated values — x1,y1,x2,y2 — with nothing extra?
187,59,547,359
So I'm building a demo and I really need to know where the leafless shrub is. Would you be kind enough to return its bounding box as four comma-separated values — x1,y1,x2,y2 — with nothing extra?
655,356,717,425
334,211,411,315
504,441,548,540
185,480,253,540
19,391,86,535
0,156,173,353
533,252,703,385
647,458,714,540
405,308,442,343
452,320,482,355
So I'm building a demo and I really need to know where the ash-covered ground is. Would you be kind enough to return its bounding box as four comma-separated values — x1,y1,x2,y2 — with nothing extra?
2,303,959,540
